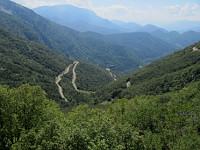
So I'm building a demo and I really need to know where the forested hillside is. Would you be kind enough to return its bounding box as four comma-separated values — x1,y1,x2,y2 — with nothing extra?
0,0,140,72
75,62,114,91
0,27,72,101
151,30,200,49
105,32,175,59
1,81,199,149
0,0,200,149
0,27,115,105
0,0,177,73
94,42,200,102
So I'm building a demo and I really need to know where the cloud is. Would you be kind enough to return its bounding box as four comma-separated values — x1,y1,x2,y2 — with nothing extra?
147,5,153,9
14,0,93,9
11,0,200,24
22,1,58,8
93,5,147,22
164,3,200,20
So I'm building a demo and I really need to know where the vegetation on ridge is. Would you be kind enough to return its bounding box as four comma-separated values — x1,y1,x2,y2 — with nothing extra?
1,81,200,149
94,41,200,102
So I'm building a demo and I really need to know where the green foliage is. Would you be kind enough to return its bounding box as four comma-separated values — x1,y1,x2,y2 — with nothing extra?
0,27,72,101
0,84,67,150
151,30,200,49
0,0,176,73
75,62,113,91
95,42,200,102
105,32,176,59
0,0,142,73
1,81,200,149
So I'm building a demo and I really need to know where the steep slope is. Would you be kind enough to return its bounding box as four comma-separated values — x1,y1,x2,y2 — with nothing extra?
0,27,114,105
0,0,143,73
94,41,200,102
75,62,114,91
0,27,72,101
33,5,121,34
105,32,176,59
58,61,114,105
151,30,200,49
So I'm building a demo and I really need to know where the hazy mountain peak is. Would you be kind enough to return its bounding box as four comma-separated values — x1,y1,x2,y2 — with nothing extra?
33,4,121,34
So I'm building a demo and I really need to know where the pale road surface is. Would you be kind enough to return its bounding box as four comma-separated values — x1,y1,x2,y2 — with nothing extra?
72,61,79,92
106,68,117,81
55,64,73,102
56,61,95,101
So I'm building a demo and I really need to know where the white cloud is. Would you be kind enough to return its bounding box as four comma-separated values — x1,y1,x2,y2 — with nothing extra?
11,0,200,24
164,3,200,21
14,0,93,9
147,5,153,9
93,5,147,22
92,3,200,23
22,1,57,8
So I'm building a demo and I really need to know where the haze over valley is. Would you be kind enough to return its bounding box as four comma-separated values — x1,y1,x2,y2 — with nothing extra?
0,0,200,149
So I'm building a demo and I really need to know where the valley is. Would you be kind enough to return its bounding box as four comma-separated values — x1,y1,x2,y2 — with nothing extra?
0,0,200,149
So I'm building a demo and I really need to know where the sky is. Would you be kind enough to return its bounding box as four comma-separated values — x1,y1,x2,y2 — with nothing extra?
11,0,200,25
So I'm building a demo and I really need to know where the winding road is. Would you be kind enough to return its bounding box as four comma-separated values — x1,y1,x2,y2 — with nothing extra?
55,60,97,102
72,61,79,92
55,64,73,102
106,68,117,81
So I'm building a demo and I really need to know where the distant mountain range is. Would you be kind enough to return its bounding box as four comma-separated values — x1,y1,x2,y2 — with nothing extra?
94,41,200,102
33,5,168,34
150,30,200,49
33,5,121,34
1,0,181,74
33,5,200,34
162,20,200,32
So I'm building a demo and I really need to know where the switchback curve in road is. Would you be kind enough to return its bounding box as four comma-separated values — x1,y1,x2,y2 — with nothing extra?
55,64,73,102
72,61,79,92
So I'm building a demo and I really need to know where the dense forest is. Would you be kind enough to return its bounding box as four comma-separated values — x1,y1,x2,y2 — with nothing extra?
0,27,114,105
94,42,200,103
75,62,113,91
0,0,200,149
0,0,141,73
1,81,200,149
0,27,72,101
0,0,182,73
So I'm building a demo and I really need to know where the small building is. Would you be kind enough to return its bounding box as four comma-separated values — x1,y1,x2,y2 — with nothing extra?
193,47,199,51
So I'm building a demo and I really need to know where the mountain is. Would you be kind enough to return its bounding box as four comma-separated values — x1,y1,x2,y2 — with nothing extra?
0,0,177,73
0,0,147,73
34,5,168,34
0,26,72,101
104,32,175,59
33,5,121,34
163,20,200,32
136,24,167,33
0,26,115,105
151,30,200,49
94,41,200,102
111,20,142,32
111,20,167,33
